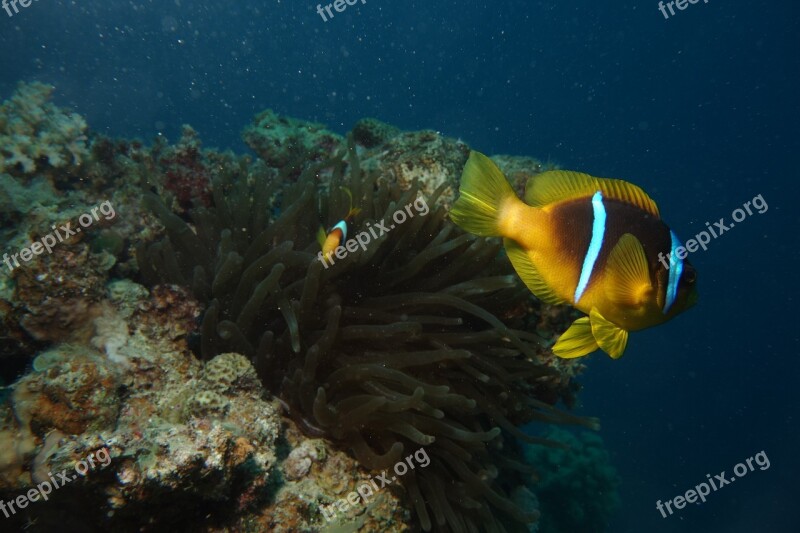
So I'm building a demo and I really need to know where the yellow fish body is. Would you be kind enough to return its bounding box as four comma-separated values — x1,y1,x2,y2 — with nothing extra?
450,151,697,359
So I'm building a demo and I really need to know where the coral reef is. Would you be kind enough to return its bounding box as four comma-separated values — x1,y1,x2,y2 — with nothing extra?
157,125,213,210
0,174,59,226
242,109,344,177
0,82,601,532
523,427,621,533
0,82,88,177
351,117,402,148
138,130,595,531
0,281,412,531
357,123,472,206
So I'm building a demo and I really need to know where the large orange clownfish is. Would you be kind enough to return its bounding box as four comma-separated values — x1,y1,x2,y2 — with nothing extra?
450,151,697,359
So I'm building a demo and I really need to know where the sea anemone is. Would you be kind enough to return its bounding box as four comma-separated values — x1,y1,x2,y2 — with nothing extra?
137,135,596,532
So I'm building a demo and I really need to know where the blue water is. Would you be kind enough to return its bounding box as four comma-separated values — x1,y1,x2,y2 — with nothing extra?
2,1,798,531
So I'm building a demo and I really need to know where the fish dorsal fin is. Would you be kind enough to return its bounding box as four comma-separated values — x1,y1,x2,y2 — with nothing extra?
605,234,654,307
589,308,629,359
525,170,660,218
552,317,598,359
503,238,567,306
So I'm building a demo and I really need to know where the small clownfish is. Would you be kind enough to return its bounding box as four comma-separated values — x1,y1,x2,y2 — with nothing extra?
317,187,361,259
450,151,697,360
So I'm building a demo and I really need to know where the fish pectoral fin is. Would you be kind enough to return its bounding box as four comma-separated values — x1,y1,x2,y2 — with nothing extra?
589,308,629,359
552,317,599,358
605,233,653,307
504,238,568,306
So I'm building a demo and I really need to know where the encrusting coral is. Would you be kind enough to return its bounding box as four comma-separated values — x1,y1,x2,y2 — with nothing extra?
138,125,598,531
242,108,344,177
0,279,415,531
0,82,88,176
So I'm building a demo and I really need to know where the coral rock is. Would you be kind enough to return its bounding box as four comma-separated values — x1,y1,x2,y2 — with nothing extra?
242,109,344,173
0,82,88,177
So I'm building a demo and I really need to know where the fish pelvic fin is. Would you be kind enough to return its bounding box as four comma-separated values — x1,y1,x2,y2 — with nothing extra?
552,317,598,358
450,151,517,237
590,308,629,359
552,309,630,360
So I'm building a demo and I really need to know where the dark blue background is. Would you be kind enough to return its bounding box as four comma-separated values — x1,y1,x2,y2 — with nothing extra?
2,1,798,531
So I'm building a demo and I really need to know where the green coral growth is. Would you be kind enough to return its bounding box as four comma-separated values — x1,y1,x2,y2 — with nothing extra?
523,427,621,533
0,81,88,176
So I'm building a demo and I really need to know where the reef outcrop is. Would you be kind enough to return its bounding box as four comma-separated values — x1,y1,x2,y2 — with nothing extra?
0,84,606,532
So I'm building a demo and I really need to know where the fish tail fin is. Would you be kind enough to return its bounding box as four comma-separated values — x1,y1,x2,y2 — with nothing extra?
450,151,517,237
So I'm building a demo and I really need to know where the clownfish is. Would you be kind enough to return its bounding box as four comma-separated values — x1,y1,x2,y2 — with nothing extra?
317,187,361,259
450,151,697,359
